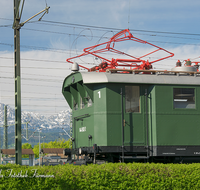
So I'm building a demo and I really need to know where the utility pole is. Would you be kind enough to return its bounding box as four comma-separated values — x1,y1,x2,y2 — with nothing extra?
3,105,8,150
13,0,22,165
0,105,29,162
26,122,28,140
39,128,41,166
13,0,50,165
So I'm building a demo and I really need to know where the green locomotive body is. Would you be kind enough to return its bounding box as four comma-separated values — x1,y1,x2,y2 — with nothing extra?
62,69,200,163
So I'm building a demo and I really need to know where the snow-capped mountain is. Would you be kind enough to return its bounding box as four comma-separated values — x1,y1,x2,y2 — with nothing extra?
0,103,71,132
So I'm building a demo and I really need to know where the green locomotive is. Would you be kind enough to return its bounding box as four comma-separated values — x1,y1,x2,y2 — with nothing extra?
62,29,200,164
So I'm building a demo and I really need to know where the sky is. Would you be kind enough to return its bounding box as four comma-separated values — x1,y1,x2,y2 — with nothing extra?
0,0,200,116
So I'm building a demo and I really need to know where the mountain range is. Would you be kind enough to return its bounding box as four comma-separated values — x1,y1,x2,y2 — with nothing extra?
0,103,71,147
0,103,71,130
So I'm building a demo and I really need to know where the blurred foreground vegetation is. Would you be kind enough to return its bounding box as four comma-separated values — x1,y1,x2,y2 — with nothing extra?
0,163,200,189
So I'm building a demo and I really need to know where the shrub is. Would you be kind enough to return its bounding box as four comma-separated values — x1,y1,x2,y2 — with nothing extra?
0,163,200,189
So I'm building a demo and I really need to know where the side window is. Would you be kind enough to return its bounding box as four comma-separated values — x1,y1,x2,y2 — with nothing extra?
173,88,195,109
80,96,85,109
87,93,92,107
125,86,140,113
73,98,78,110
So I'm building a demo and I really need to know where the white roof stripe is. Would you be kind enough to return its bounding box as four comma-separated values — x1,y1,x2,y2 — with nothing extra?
81,72,200,85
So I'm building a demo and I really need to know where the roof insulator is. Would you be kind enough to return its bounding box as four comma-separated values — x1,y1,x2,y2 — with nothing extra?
71,62,79,72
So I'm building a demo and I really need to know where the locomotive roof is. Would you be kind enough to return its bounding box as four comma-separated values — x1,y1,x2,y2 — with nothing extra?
62,69,200,90
73,70,200,86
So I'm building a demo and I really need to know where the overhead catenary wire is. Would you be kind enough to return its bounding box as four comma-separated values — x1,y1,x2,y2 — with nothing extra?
1,96,64,100
0,76,63,82
128,0,131,29
39,20,200,37
0,81,62,88
19,27,200,46
15,21,200,42
0,42,83,54
1,35,200,54
0,44,198,65
1,17,200,42
7,104,67,108
1,16,200,37
0,70,67,79
1,88,64,95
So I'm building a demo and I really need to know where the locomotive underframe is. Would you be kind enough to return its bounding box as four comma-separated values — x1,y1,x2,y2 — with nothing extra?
64,145,200,165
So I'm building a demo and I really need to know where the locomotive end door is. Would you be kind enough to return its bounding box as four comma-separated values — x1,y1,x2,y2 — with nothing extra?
123,85,148,154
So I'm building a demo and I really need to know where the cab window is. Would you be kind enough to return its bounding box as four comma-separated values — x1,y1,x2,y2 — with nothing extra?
125,86,140,113
73,99,78,110
173,88,195,109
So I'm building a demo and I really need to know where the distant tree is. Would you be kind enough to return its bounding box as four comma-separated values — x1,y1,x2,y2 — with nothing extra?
22,143,33,149
33,138,70,158
46,138,70,148
33,141,47,158
22,143,33,158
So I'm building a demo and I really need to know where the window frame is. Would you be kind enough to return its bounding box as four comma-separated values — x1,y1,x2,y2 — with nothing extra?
80,96,85,109
73,98,78,110
125,85,140,113
86,93,92,107
173,88,196,109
